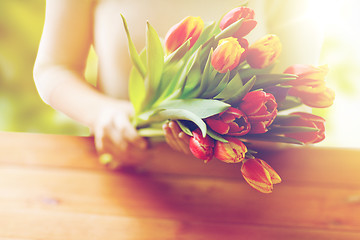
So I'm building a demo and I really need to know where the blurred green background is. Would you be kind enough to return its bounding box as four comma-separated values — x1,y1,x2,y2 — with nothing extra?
0,0,88,135
1,0,359,148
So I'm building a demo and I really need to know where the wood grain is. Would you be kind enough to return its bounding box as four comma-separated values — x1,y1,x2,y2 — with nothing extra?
0,132,360,239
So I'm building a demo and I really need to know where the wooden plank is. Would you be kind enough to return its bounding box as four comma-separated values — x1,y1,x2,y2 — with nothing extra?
1,132,360,186
0,132,99,169
1,166,360,232
1,209,360,240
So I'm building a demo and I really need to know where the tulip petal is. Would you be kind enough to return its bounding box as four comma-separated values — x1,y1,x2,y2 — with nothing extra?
241,158,273,193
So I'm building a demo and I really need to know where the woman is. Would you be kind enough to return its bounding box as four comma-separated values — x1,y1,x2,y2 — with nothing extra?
33,0,323,166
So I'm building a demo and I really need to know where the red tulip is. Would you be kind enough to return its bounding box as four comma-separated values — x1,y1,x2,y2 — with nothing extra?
246,34,282,69
284,112,325,144
205,107,250,136
238,91,278,134
211,37,245,73
214,137,247,163
189,129,214,162
164,16,204,54
241,158,281,193
219,6,257,38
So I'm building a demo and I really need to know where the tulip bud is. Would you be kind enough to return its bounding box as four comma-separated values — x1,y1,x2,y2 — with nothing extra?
214,137,247,163
219,6,257,38
211,37,245,73
284,112,326,144
189,129,215,162
241,158,281,193
164,16,204,54
238,91,278,134
205,107,250,136
246,34,282,69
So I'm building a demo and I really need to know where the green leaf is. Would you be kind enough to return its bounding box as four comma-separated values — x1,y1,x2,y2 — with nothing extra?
252,74,297,90
164,39,191,64
199,19,244,58
227,76,256,105
129,49,146,114
241,134,304,145
202,71,230,98
238,63,275,80
273,115,301,125
206,128,228,142
268,126,319,134
120,14,146,78
214,72,243,101
174,47,202,98
176,120,193,136
148,109,208,137
137,128,164,137
190,21,218,54
145,21,164,101
214,18,245,42
277,96,302,111
158,98,230,118
182,53,202,98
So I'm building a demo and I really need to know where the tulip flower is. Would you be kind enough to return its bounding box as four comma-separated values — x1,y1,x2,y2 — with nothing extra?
288,84,335,108
284,64,335,108
211,37,245,73
205,107,250,136
241,158,281,193
219,6,257,38
238,91,278,134
284,64,329,86
189,129,215,162
283,112,325,144
246,34,282,69
164,16,204,54
214,137,247,163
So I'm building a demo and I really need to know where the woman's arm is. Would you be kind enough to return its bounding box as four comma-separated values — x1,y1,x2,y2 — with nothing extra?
33,0,148,165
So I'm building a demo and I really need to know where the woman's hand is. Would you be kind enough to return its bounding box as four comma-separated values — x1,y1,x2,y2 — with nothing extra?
163,121,191,155
93,100,149,168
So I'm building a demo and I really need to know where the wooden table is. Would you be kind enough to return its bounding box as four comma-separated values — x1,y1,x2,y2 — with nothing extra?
0,131,360,239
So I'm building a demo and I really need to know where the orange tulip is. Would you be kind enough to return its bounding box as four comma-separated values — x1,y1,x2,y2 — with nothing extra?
246,34,282,69
288,84,335,108
284,64,329,86
214,137,247,163
211,37,245,73
164,16,204,54
241,158,281,193
284,64,335,108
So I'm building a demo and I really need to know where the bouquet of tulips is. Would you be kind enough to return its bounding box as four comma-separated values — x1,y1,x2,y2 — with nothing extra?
120,5,335,193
